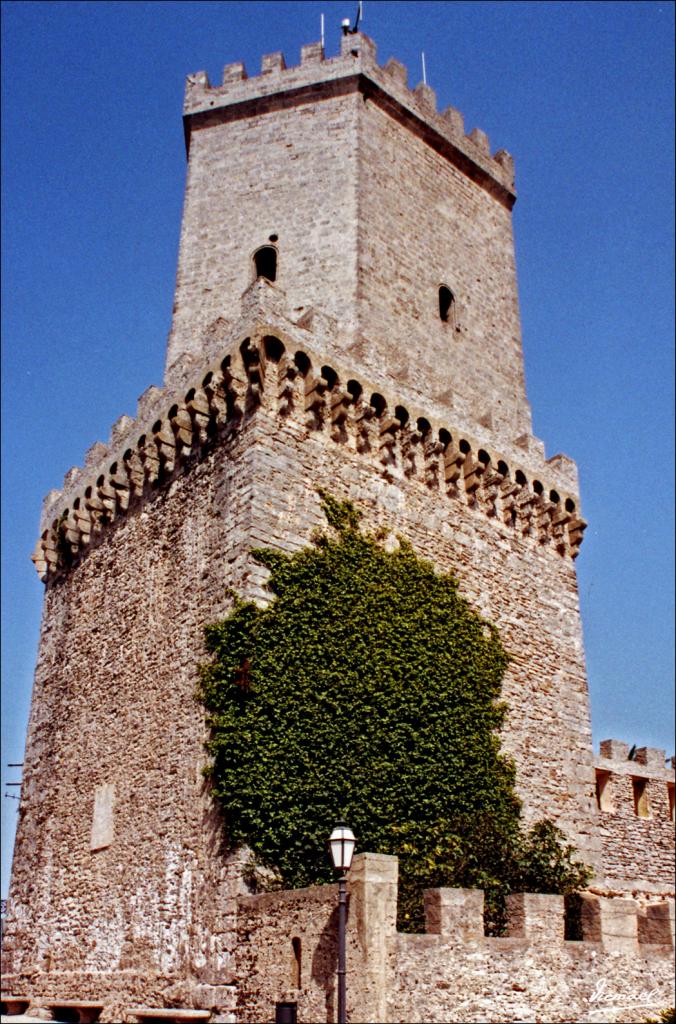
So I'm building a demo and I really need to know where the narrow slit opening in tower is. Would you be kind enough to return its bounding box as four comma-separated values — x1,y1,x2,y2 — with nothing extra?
254,245,277,282
439,285,455,324
563,893,584,941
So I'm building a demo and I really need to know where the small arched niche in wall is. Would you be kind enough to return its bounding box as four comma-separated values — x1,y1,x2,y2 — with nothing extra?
253,244,278,283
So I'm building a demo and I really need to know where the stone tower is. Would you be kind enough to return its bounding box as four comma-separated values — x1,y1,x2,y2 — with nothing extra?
3,30,624,1021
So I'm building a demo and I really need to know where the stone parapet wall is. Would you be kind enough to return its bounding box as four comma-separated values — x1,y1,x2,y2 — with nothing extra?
4,855,673,1022
594,740,675,891
235,853,675,1024
182,32,515,202
33,296,585,584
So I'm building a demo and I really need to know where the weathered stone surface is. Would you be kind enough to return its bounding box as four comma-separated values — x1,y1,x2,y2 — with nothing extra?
90,782,115,851
580,894,639,952
423,887,484,940
505,892,565,943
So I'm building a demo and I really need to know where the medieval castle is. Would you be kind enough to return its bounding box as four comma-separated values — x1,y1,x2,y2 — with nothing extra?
1,27,673,1024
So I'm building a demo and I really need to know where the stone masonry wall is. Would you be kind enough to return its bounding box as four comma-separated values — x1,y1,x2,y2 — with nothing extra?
27,318,603,885
235,853,675,1024
389,900,675,1024
3,429,268,1022
8,313,606,1018
169,90,360,381
594,741,675,891
244,408,598,860
235,853,398,1024
9,296,673,1023
356,95,530,437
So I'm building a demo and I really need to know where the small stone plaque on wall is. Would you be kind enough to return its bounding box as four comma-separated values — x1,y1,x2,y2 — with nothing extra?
90,783,115,851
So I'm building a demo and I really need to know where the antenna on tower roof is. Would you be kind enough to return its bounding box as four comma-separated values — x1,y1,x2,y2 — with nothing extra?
421,51,427,85
342,1,363,35
320,13,325,50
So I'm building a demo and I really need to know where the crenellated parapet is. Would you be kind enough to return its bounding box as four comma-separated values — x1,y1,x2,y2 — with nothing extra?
594,739,675,894
596,739,675,780
422,885,676,952
33,298,585,583
594,738,675,818
235,853,675,1024
183,31,516,208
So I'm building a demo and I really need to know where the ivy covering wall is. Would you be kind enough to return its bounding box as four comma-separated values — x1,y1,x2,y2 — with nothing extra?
198,494,590,931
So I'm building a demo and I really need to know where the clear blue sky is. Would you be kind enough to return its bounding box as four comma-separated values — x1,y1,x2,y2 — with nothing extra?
1,1,674,899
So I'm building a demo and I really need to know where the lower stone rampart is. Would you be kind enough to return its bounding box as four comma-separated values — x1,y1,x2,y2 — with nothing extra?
0,972,236,1024
235,853,674,1024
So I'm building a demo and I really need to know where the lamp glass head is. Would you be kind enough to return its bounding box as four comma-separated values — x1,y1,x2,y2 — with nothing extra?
329,821,356,873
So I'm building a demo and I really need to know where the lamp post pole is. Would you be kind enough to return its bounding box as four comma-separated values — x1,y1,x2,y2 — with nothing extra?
328,821,356,1024
337,872,347,1024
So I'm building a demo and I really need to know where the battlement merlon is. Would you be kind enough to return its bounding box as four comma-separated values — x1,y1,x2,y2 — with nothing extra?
596,739,676,780
183,32,516,210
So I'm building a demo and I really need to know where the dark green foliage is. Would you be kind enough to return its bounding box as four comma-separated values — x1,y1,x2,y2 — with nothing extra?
644,1011,676,1024
199,494,591,931
512,821,592,939
516,820,592,895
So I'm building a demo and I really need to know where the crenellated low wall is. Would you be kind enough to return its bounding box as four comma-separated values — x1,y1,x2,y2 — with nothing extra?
235,853,675,1024
594,740,675,892
3,854,673,1022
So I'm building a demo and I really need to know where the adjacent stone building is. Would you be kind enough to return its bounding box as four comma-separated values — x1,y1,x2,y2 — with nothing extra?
2,28,673,1024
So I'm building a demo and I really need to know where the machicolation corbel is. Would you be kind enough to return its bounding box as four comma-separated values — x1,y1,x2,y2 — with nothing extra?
32,330,586,582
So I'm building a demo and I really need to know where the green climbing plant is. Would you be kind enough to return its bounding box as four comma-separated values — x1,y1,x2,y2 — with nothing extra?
198,493,591,931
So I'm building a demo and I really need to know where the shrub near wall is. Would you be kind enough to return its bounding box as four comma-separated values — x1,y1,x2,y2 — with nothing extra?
199,494,590,931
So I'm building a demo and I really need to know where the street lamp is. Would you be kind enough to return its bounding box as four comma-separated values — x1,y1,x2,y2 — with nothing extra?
328,821,356,1024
